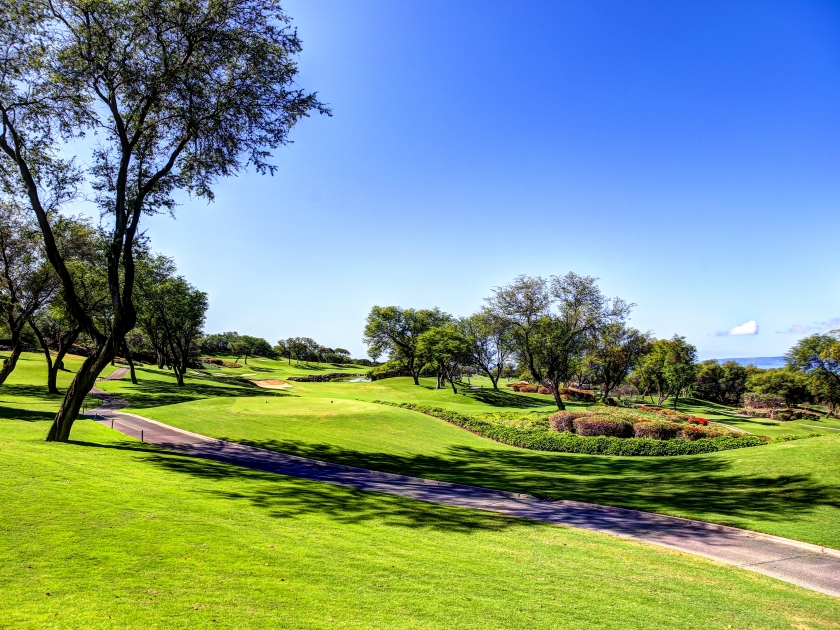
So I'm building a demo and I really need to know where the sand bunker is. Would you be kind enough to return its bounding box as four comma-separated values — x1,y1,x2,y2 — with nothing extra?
252,379,291,389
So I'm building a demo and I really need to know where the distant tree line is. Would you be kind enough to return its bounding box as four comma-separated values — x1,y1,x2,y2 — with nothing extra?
195,333,368,367
363,273,840,416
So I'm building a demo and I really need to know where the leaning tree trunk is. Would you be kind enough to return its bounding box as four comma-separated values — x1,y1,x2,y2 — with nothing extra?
0,341,23,386
45,338,115,442
122,340,137,384
551,385,566,411
29,321,57,393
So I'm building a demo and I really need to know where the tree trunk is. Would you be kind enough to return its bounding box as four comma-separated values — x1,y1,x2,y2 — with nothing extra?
45,339,115,442
123,341,138,384
489,373,498,390
0,342,23,386
29,319,59,394
552,387,566,411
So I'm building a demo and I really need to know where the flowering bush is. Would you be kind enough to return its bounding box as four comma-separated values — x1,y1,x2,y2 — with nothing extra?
680,425,709,441
574,417,635,438
373,401,800,456
686,416,709,426
634,421,680,440
548,411,588,432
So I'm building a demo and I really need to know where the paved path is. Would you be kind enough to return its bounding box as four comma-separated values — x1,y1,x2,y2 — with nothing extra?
101,367,130,381
83,390,840,598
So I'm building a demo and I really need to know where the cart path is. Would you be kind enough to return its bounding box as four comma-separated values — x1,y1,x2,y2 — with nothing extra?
83,388,840,598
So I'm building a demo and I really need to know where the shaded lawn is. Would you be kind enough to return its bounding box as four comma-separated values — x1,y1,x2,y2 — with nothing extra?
131,392,840,550
1,417,839,629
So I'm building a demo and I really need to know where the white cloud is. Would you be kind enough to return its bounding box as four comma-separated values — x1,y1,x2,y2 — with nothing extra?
716,320,758,337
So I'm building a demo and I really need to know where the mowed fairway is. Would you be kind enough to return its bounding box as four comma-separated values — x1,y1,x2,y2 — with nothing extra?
90,362,840,550
2,360,840,628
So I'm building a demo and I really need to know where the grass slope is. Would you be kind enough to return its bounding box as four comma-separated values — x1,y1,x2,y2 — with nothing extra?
90,367,840,549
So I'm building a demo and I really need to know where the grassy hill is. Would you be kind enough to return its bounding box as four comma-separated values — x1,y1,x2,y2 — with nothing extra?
81,360,840,550
1,354,839,628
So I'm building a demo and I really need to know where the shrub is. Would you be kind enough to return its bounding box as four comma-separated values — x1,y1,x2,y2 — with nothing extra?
549,411,584,432
559,388,597,402
537,386,552,395
686,416,709,426
372,401,787,456
517,384,539,393
573,417,634,438
634,422,680,440
680,425,709,441
506,381,529,388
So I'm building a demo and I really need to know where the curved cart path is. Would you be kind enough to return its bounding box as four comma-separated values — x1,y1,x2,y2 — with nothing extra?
83,388,840,598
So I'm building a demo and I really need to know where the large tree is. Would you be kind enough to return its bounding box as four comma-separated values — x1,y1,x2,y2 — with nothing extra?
416,326,468,393
0,0,327,441
0,201,56,385
136,259,207,387
693,360,748,406
490,273,630,410
746,368,812,409
786,332,840,417
588,323,651,403
363,306,450,385
457,309,514,390
635,336,697,408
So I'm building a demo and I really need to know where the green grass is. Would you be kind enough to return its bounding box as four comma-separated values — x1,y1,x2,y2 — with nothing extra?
3,410,840,627
82,367,840,549
200,355,371,379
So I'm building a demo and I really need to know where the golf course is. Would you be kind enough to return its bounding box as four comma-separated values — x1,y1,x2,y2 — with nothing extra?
2,352,839,629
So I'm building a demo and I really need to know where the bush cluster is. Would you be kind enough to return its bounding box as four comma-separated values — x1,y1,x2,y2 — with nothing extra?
574,417,634,438
372,401,810,457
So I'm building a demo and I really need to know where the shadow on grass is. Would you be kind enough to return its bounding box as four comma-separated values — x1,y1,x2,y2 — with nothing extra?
0,405,56,421
463,388,552,409
73,438,532,533
221,438,840,528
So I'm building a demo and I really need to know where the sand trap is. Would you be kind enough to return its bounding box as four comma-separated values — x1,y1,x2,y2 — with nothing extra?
252,379,291,389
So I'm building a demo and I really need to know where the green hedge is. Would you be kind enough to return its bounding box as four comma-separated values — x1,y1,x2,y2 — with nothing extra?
373,401,815,457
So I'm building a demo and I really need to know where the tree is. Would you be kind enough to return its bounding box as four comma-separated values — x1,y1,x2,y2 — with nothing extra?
490,273,630,410
0,0,327,441
746,369,812,409
693,360,748,405
589,323,651,402
457,308,514,390
332,348,351,364
200,332,240,356
635,336,697,407
363,306,450,385
231,335,272,364
0,201,56,385
28,215,107,392
786,332,840,417
136,260,208,387
416,326,468,393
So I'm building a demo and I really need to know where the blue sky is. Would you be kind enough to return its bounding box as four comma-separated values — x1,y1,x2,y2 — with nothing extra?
133,0,840,359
